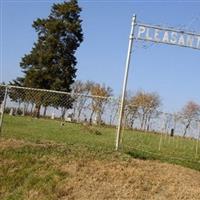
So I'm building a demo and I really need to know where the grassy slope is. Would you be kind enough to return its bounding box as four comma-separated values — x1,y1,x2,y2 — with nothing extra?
3,115,200,169
0,115,200,199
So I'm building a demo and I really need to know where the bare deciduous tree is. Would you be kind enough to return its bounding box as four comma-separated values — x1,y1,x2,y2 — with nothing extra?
131,91,161,131
90,84,113,124
107,98,119,126
71,80,94,121
124,93,139,129
181,101,200,137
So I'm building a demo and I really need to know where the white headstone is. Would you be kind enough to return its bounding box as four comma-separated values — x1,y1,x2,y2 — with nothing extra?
9,108,14,116
51,112,55,120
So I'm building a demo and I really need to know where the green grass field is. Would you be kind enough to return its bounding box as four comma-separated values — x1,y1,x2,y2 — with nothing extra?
0,115,200,199
2,115,200,169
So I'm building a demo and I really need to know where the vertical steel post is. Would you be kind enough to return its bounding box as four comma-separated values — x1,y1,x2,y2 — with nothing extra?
195,121,200,158
115,15,136,151
0,85,8,134
158,113,166,151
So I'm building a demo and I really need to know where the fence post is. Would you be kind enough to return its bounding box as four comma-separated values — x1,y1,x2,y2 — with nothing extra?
158,113,166,151
0,85,8,134
195,121,200,158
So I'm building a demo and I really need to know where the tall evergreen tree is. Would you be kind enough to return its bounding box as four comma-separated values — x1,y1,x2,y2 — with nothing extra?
0,83,6,105
14,0,83,92
11,0,83,117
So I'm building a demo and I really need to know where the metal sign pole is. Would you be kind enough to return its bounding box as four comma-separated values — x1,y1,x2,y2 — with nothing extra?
115,15,136,151
195,121,200,158
0,85,8,134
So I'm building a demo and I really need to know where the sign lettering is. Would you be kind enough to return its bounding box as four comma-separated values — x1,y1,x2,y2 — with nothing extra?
136,25,200,50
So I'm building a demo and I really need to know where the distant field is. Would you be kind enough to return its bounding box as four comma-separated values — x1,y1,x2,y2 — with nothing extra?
1,115,200,199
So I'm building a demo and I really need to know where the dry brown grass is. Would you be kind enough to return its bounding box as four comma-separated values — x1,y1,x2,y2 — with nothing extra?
0,138,27,149
55,159,200,200
1,138,200,200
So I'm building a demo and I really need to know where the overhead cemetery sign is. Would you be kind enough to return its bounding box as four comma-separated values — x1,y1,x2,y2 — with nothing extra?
116,15,200,151
136,23,200,50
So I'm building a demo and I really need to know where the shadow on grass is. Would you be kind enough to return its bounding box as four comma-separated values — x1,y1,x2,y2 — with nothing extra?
126,150,157,161
126,149,200,171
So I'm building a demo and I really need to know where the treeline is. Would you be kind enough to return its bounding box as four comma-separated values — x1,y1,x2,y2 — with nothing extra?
71,80,200,137
1,80,200,137
71,81,162,128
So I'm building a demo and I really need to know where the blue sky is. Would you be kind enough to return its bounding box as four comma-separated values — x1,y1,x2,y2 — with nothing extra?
1,0,200,112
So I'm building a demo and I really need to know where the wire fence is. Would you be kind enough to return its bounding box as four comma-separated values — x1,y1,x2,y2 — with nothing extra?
0,84,200,163
0,84,118,125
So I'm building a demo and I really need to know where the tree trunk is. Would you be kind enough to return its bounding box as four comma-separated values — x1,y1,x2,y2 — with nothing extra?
15,101,21,115
43,106,47,117
125,113,130,128
144,115,148,131
97,111,102,125
183,123,190,137
61,107,67,120
145,115,151,132
34,104,41,118
77,108,83,122
89,110,95,125
141,114,145,130
22,106,25,116
130,117,135,129
24,102,30,115
30,103,34,115
73,106,76,120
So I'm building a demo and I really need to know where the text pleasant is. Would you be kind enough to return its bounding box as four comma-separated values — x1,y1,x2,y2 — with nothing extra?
137,26,200,49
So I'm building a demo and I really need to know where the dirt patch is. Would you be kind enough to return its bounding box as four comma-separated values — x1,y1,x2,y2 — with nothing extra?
56,159,200,200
